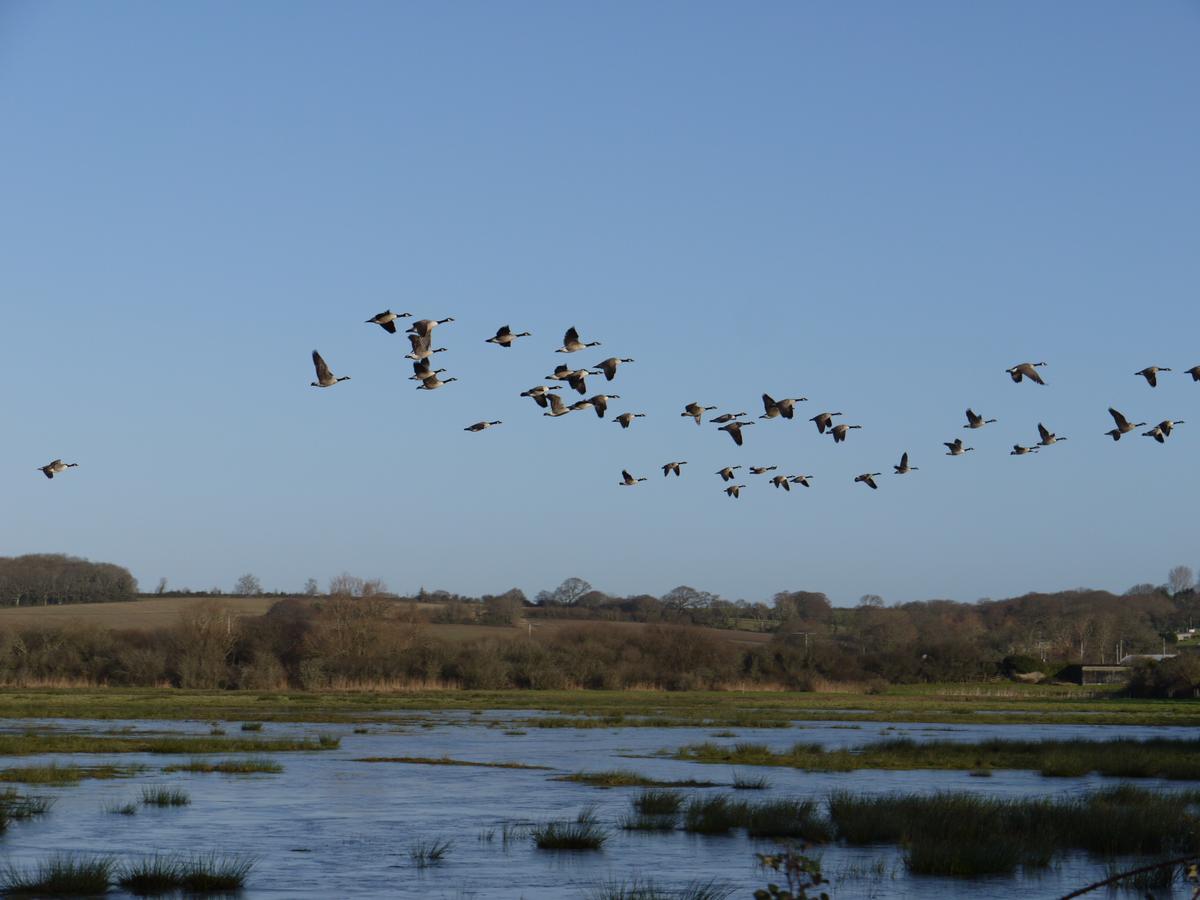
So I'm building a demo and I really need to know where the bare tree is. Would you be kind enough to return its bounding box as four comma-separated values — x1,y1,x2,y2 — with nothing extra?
535,577,593,607
233,573,262,596
328,572,365,598
858,594,884,608
155,577,168,595
1168,566,1195,596
661,585,718,612
361,578,389,597
303,578,320,596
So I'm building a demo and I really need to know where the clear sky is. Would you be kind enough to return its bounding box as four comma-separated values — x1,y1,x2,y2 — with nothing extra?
2,1,1197,606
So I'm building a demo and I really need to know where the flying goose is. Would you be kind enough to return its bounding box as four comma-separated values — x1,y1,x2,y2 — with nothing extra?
543,393,572,417
557,326,601,353
1136,366,1171,387
828,423,862,443
710,412,747,424
945,438,974,456
724,484,746,499
546,365,573,381
407,317,454,338
1036,423,1067,446
38,459,78,479
662,461,688,477
715,466,742,481
465,421,502,432
594,357,633,380
405,333,446,360
719,420,753,445
311,350,350,387
566,369,593,395
1106,407,1145,441
1143,420,1185,443
893,452,918,474
619,469,647,486
587,394,619,418
410,359,445,381
569,399,595,413
770,475,792,491
682,402,718,425
760,393,808,419
365,309,411,333
1006,362,1047,385
520,385,563,408
964,409,996,429
486,325,531,347
1010,445,1039,455
749,465,777,475
789,474,814,488
810,412,843,434
1187,365,1200,382
416,373,457,390
854,473,882,490
613,412,646,429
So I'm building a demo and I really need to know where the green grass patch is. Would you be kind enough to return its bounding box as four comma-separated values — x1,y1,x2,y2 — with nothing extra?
674,736,1200,779
1,854,113,896
533,807,609,850
633,789,685,815
0,762,145,784
353,756,551,769
0,731,338,756
619,812,678,831
552,770,719,788
140,786,190,807
161,757,282,774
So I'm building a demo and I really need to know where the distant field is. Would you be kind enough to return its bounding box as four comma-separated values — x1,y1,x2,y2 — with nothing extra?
0,597,773,647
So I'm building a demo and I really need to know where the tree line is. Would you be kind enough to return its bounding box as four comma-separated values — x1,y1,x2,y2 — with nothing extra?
0,555,137,606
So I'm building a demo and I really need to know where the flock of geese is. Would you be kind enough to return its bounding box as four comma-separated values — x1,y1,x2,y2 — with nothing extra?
38,311,1199,499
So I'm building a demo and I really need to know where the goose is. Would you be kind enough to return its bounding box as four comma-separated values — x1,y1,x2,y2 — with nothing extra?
557,326,601,353
569,399,595,413
810,412,843,434
1144,420,1185,443
1106,407,1145,441
410,359,445,381
719,420,753,445
613,412,646,429
520,385,563,408
405,333,446,360
546,365,573,381
945,438,974,456
893,452,918,474
594,357,633,380
407,317,454,338
760,393,808,419
828,423,862,443
587,394,619,418
770,475,792,491
1136,366,1171,387
710,412,747,424
365,309,411,333
682,402,718,425
662,461,687,477
854,473,882,490
486,325,531,347
1010,445,1039,455
465,421,502,432
543,393,572,417
715,466,742,481
311,350,350,387
749,465,777,475
39,459,78,479
790,474,814,488
619,469,646,486
724,484,746,499
416,373,457,390
1036,423,1067,446
1187,365,1200,382
1006,362,1047,385
566,369,592,395
964,409,996,429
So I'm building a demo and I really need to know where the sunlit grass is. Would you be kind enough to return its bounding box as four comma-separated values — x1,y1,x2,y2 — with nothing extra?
161,757,282,774
0,732,337,756
0,763,145,784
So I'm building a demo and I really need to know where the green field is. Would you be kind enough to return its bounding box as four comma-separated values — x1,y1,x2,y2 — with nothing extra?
0,683,1194,727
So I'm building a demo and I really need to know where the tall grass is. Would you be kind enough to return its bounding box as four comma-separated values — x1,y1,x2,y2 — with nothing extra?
553,770,718,788
0,732,337,756
634,789,684,815
1,854,114,896
409,838,453,867
680,795,830,840
532,808,609,850
0,789,55,830
586,878,734,899
140,786,190,807
161,757,282,774
0,763,143,784
117,854,254,894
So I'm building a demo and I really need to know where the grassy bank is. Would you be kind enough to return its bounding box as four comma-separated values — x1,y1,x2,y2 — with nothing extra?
0,732,337,757
673,736,1200,778
0,683,1193,727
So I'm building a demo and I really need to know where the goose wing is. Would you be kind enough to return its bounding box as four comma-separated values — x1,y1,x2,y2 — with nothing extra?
312,350,333,382
1109,407,1130,430
564,326,580,345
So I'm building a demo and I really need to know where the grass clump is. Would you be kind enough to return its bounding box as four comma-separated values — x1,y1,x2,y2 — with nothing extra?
0,732,337,756
354,756,550,769
178,854,254,892
532,808,608,850
731,771,770,790
1,854,113,896
682,795,749,835
586,877,733,899
162,757,282,775
106,801,139,816
0,763,143,784
0,789,54,829
619,812,677,831
240,722,263,732
140,786,190,807
744,799,831,840
553,770,718,788
409,838,453,867
116,855,181,895
634,789,684,815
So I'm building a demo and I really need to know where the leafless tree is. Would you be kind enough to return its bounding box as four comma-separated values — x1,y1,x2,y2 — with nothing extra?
233,573,262,596
328,572,365,598
303,578,320,596
661,585,718,612
536,577,593,607
1168,566,1195,596
858,594,885,608
155,577,168,595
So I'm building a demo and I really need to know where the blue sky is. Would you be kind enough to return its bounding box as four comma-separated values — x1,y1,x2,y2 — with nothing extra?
2,1,1197,605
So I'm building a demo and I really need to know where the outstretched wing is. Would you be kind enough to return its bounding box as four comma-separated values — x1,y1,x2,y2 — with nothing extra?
1037,423,1050,442
1109,407,1129,429
564,326,580,345
312,350,332,382
761,393,776,415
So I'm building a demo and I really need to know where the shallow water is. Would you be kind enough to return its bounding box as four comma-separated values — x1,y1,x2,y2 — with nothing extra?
1,713,1197,898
